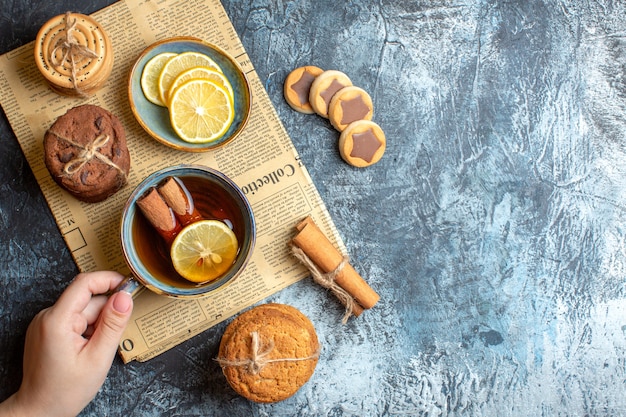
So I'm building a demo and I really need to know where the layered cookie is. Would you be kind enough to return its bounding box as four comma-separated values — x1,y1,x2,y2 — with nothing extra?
217,303,320,403
34,13,113,97
43,104,130,203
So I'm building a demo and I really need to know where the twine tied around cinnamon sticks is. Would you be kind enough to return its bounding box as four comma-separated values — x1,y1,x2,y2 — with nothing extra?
215,331,321,375
291,246,356,323
47,130,126,178
290,216,379,324
49,12,99,97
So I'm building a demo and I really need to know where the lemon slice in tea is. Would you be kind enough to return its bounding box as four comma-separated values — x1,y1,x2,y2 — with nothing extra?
170,219,239,283
158,51,221,104
169,78,234,143
140,52,177,106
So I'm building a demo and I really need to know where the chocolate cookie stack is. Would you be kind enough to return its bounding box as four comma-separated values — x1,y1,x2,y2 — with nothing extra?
43,104,130,203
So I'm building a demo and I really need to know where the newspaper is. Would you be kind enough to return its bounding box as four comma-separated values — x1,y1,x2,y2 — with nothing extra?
0,0,344,363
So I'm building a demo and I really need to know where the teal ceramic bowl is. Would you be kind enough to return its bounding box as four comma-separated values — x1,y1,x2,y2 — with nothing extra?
120,165,256,298
128,37,252,152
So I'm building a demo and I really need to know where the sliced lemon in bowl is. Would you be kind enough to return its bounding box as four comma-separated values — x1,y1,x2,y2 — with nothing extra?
170,219,239,283
169,78,235,143
167,65,234,105
140,52,177,106
158,51,221,104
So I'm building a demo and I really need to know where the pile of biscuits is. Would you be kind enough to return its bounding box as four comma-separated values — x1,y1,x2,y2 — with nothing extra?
35,13,129,204
43,104,130,203
284,66,386,168
34,12,113,97
217,303,320,403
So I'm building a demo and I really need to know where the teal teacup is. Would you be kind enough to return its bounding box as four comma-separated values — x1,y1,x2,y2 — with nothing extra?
119,164,255,298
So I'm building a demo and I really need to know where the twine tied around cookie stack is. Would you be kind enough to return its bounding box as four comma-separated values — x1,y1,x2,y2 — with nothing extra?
47,130,127,179
217,303,320,403
34,12,113,97
215,331,320,375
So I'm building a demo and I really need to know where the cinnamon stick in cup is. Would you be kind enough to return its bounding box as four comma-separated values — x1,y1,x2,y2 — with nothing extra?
291,216,379,315
136,187,182,245
136,176,206,246
158,176,203,226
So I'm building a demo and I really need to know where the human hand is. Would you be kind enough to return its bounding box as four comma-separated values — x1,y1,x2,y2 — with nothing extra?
0,271,133,417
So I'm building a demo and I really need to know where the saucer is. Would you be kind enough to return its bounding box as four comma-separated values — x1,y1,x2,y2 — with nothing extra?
128,37,252,152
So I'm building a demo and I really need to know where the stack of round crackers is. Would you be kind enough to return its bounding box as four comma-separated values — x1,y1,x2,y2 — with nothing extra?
218,303,320,403
34,12,113,96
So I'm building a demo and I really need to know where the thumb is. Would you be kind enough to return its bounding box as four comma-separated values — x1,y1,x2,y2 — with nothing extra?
88,291,133,361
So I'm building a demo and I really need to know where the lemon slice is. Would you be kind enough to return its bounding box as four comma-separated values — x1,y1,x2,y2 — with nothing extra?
170,220,239,283
158,51,221,104
140,52,177,106
168,66,234,105
169,78,234,143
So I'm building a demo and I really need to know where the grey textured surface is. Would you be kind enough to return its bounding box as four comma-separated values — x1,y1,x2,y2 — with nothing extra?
2,1,626,415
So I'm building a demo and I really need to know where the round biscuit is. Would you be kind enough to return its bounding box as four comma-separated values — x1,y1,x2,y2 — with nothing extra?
328,86,374,131
338,120,386,167
283,65,323,113
43,104,130,202
308,70,352,118
218,303,320,403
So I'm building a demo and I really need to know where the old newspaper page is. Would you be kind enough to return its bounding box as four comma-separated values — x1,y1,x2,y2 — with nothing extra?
0,0,344,362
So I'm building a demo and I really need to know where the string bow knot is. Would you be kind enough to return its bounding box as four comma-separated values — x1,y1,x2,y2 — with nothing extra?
46,130,126,178
215,331,320,375
62,133,112,175
49,12,99,96
290,245,355,323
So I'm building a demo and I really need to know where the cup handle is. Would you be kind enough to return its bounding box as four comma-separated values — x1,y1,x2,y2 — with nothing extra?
113,275,142,297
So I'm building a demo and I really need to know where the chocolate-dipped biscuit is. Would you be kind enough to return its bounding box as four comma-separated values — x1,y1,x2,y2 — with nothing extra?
328,86,374,131
308,70,352,118
284,66,324,114
338,120,386,167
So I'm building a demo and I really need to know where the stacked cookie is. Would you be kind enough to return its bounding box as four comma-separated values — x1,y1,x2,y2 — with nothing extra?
43,104,130,203
217,303,320,403
284,66,386,167
34,12,113,97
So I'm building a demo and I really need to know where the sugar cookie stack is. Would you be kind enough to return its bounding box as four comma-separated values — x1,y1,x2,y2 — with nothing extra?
34,12,113,97
217,303,320,403
284,66,386,167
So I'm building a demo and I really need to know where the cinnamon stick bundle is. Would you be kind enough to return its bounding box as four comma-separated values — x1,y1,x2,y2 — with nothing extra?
136,187,181,245
291,216,379,321
158,176,203,226
135,176,202,245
